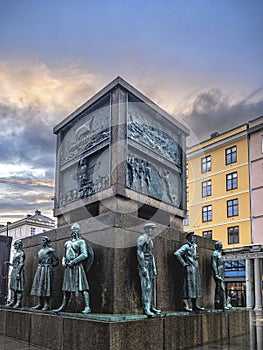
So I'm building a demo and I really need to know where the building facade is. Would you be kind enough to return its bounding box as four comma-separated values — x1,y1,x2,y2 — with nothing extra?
0,210,55,260
248,116,263,244
185,119,263,310
185,124,251,249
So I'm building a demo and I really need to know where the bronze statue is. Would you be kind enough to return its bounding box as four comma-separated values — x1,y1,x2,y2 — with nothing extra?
5,240,25,308
30,236,59,311
174,232,204,312
53,223,94,314
137,223,161,317
211,241,229,310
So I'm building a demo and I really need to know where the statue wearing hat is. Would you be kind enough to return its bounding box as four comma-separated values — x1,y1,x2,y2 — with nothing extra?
211,241,229,310
174,232,204,312
137,223,161,316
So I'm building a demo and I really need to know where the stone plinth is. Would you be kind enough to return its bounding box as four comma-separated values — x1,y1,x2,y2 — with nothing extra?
0,307,250,350
21,213,215,313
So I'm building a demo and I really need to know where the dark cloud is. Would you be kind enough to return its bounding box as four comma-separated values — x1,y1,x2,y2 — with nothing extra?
183,87,263,145
0,103,56,170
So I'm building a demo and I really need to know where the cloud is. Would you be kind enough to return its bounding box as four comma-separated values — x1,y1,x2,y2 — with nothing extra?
0,60,104,224
182,87,263,145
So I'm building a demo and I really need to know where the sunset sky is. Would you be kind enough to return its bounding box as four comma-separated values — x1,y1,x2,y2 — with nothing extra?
0,0,262,225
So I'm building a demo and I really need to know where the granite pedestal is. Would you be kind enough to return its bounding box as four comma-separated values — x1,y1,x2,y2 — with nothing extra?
0,307,249,350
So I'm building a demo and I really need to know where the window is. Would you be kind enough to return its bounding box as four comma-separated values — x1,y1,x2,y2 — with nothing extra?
225,260,245,276
186,163,189,178
226,172,238,191
226,146,237,165
202,230,212,239
202,205,212,222
30,227,36,236
228,226,239,244
201,155,211,173
20,228,23,236
202,180,212,197
186,187,189,202
227,199,238,217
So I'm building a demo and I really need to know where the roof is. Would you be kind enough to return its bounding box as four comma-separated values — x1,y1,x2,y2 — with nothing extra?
28,210,55,225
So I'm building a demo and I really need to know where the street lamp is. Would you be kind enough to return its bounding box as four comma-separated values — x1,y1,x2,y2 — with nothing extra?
6,222,11,236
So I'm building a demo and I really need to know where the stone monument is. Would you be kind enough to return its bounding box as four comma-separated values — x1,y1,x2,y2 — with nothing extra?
0,78,249,350
50,76,191,314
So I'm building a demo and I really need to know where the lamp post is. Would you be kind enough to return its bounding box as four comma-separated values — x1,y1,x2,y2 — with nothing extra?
6,221,11,236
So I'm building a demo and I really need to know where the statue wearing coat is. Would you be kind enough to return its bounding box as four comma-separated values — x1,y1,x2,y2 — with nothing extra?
174,232,204,312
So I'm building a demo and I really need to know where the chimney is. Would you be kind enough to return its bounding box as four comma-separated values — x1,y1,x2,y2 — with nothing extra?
210,132,220,139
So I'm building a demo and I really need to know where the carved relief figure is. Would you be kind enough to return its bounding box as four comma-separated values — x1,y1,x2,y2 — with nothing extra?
127,111,182,168
5,240,25,308
211,241,229,310
174,232,204,312
60,102,110,166
54,223,94,314
30,236,59,311
137,223,161,317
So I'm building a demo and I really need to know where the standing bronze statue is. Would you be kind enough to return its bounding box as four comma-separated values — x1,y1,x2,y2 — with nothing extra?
30,236,59,311
174,232,204,312
54,223,94,314
137,223,161,317
211,241,229,310
5,240,25,308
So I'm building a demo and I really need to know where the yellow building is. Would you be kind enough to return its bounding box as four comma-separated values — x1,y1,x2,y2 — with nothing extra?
185,124,251,249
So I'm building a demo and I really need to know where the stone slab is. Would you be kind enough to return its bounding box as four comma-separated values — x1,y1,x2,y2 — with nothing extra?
0,307,249,350
5,308,31,343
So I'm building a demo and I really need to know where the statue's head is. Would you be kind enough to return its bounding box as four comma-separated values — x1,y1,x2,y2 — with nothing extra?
144,223,156,236
186,231,195,242
215,241,223,250
41,236,51,246
14,240,22,249
71,223,81,239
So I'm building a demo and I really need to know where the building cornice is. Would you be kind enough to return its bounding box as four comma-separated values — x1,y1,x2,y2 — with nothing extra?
187,130,248,160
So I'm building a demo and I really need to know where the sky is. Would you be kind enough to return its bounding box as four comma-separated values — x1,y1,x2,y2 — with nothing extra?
0,0,262,225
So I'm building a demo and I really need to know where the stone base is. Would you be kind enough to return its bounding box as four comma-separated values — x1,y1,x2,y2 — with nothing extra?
0,307,249,350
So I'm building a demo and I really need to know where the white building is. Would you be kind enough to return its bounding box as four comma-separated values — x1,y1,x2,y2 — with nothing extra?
0,210,55,261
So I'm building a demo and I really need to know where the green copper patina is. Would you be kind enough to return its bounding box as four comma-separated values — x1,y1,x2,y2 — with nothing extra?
30,236,59,311
137,223,161,317
53,223,94,314
211,241,229,311
174,232,205,312
5,240,25,308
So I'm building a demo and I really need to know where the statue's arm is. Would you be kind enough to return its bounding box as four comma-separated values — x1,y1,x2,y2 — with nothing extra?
174,245,188,267
72,240,88,265
211,253,221,280
137,237,148,276
51,249,59,267
62,244,67,267
16,252,25,277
